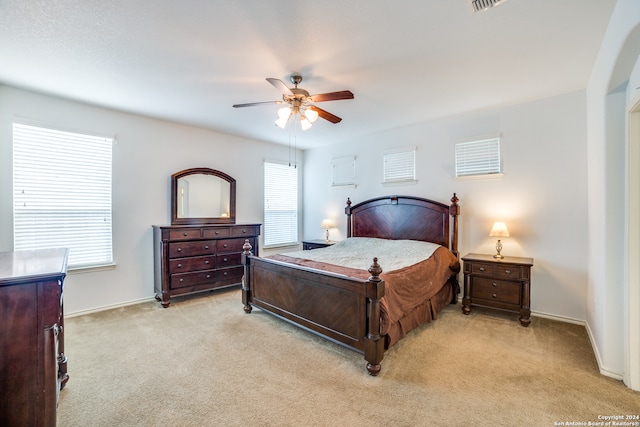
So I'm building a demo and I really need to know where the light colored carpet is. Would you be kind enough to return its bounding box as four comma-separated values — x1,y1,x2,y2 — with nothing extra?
58,289,639,426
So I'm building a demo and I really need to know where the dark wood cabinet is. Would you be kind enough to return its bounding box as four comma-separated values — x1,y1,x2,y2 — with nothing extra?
153,224,260,307
0,248,69,427
302,239,336,250
461,253,533,326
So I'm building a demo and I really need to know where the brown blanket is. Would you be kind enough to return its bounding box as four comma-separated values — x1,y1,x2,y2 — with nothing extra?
268,246,460,347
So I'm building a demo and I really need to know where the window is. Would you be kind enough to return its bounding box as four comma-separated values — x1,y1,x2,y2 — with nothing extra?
264,160,298,247
331,156,356,187
455,137,502,178
383,146,416,184
13,123,113,269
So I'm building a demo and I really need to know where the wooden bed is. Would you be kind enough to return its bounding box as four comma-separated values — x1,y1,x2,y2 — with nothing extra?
241,194,460,375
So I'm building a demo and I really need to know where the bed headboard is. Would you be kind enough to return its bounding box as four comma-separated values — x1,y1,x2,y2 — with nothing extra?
345,194,460,257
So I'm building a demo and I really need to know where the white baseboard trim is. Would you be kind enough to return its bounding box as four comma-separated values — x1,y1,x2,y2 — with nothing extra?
530,309,585,326
66,296,157,318
583,320,625,381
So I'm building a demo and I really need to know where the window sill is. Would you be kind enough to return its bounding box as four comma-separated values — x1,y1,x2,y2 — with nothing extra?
455,173,504,181
68,263,116,274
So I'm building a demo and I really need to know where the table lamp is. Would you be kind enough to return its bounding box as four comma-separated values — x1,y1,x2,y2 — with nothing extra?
489,221,510,259
321,219,334,243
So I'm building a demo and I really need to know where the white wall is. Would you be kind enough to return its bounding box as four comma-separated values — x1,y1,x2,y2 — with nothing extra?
303,90,589,322
586,0,640,384
0,84,301,315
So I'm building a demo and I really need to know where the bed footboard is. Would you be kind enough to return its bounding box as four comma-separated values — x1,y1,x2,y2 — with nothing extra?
242,241,386,376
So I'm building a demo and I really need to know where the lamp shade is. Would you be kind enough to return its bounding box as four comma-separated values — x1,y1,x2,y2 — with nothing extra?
489,222,510,237
321,219,334,229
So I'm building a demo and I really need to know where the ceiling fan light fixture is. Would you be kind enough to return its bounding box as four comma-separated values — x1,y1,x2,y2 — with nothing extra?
277,106,292,119
300,116,312,131
275,116,289,129
305,108,319,123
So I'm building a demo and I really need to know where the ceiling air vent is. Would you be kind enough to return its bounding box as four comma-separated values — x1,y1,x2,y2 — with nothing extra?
471,0,509,13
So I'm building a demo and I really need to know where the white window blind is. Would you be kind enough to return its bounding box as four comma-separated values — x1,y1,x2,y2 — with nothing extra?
264,161,298,247
13,123,113,269
383,146,416,183
455,137,501,177
331,156,355,186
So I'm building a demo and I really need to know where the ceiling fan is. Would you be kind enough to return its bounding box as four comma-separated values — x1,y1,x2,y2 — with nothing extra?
232,75,354,130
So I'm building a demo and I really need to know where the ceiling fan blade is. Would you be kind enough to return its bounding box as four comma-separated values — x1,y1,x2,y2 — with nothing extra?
232,100,283,108
310,90,354,103
266,78,294,96
309,106,342,123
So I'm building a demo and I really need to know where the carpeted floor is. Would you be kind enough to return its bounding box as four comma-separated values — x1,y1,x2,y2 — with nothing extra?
57,288,639,426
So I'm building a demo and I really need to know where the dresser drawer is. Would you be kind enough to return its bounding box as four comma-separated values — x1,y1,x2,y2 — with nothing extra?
170,267,243,289
169,255,216,273
168,228,201,241
215,266,244,284
231,226,259,237
216,253,242,268
202,227,231,238
171,270,216,289
169,240,216,258
217,238,248,254
471,277,521,305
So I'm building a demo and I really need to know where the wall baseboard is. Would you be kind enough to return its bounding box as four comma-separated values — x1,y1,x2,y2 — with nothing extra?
66,296,157,318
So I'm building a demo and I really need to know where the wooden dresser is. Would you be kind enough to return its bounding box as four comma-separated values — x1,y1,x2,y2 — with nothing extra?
461,253,534,326
153,224,260,307
0,248,69,427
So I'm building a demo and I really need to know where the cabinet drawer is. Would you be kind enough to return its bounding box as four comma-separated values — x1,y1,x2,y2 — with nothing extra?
169,240,216,258
471,277,521,305
232,226,259,237
202,227,231,238
216,253,242,268
470,262,495,276
168,228,201,241
217,238,248,254
169,255,216,273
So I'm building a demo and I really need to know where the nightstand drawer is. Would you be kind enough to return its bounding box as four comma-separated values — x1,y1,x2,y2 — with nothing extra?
496,265,522,280
471,277,521,305
470,262,495,276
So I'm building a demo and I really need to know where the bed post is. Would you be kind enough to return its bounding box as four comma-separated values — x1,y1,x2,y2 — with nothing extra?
345,197,353,237
364,257,385,376
449,193,460,259
241,239,253,314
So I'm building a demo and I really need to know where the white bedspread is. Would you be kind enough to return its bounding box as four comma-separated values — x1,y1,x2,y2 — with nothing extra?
282,237,441,272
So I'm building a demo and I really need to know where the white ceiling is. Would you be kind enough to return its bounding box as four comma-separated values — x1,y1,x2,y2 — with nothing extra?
0,0,616,149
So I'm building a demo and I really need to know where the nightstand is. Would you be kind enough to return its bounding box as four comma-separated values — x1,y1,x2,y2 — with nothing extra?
302,239,336,250
461,253,534,326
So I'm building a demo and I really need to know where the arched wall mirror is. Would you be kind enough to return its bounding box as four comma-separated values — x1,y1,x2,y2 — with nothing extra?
171,168,236,225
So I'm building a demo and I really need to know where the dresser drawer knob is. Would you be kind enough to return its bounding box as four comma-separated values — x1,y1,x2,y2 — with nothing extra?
204,245,209,250
223,258,228,262
177,248,182,252
492,293,497,298
492,282,497,287
206,274,211,279
223,271,228,276
179,278,184,282
479,267,485,271
215,231,219,235
223,244,228,248
204,260,209,264
242,229,246,233
177,263,182,268
505,269,511,275
183,232,188,236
